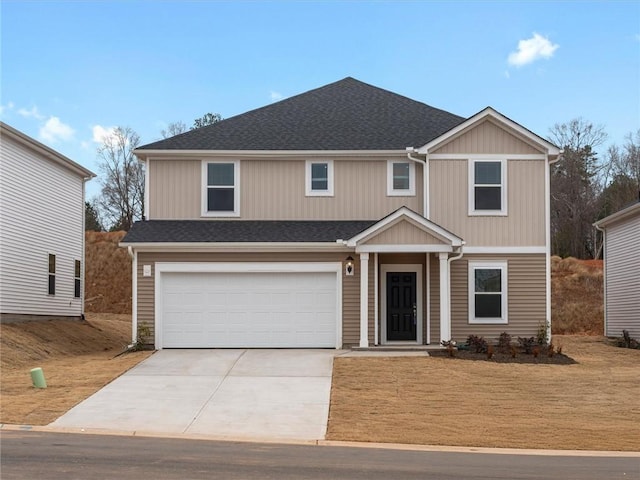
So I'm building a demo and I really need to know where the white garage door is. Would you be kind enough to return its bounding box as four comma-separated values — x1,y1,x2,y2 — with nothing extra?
160,271,338,348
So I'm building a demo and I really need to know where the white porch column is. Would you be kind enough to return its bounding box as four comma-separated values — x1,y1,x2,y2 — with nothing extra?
439,252,451,343
359,252,370,348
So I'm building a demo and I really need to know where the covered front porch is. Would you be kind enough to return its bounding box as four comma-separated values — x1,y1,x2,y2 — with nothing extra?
343,207,464,348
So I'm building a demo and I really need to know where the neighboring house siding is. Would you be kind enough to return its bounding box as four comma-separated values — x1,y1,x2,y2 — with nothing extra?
430,119,543,155
449,254,546,341
604,216,640,337
136,252,373,347
148,158,424,220
0,136,84,317
429,159,546,246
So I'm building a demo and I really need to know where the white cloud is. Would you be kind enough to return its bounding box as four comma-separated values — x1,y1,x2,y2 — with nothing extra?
92,124,117,143
0,101,14,115
39,116,75,143
18,105,45,120
270,91,283,102
508,33,559,67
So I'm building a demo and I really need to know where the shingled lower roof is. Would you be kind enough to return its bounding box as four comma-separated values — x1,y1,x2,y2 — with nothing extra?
121,220,378,244
138,77,465,151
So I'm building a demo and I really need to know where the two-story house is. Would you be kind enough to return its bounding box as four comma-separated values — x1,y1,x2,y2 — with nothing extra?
121,78,561,349
0,122,95,321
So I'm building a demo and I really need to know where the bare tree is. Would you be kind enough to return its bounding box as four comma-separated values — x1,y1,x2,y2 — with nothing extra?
160,121,187,139
97,127,143,231
549,119,607,259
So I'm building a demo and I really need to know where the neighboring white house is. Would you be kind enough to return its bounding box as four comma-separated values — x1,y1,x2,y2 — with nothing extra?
594,201,640,338
0,122,95,321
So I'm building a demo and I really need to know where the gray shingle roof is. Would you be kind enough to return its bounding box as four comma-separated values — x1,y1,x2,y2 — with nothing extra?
138,77,465,151
121,220,378,244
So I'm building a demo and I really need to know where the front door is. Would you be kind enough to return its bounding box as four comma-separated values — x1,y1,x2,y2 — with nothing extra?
386,272,417,341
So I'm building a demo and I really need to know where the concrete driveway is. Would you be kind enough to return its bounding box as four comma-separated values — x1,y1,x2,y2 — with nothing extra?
51,349,339,441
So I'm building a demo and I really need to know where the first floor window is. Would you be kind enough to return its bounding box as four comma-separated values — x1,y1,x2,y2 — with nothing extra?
48,254,56,295
74,260,81,298
468,261,507,324
203,161,239,216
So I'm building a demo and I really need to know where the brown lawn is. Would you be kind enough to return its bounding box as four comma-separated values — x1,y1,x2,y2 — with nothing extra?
1,313,150,425
327,335,640,451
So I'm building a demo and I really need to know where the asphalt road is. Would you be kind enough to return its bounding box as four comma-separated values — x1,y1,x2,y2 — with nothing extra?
1,431,638,480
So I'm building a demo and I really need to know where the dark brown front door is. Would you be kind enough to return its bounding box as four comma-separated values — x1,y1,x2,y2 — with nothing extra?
386,272,417,341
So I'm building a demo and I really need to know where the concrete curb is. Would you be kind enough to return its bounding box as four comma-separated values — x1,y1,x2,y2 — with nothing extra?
2,424,639,457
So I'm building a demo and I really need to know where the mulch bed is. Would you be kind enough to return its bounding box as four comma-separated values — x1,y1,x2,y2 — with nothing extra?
429,349,577,364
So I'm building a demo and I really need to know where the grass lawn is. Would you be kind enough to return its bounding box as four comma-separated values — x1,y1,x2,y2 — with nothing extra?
327,335,640,451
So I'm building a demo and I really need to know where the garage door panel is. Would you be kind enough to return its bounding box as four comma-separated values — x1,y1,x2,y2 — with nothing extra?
160,270,337,348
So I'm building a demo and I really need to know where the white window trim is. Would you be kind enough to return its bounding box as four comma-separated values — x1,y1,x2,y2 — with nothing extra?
201,160,240,217
468,158,507,216
387,160,416,196
305,160,334,197
468,260,508,324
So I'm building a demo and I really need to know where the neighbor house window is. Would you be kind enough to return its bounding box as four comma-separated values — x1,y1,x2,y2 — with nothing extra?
202,161,239,216
469,159,507,215
305,160,334,196
74,260,81,298
387,161,415,196
468,261,507,324
48,254,56,295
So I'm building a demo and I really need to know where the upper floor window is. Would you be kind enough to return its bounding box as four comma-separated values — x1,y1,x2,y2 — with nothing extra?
469,159,507,215
305,160,334,196
74,260,81,298
202,161,239,217
468,261,508,324
387,161,415,196
48,254,56,295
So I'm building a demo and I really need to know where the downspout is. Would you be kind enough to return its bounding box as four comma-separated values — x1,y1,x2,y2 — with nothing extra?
546,152,563,343
127,246,137,346
406,148,428,218
444,243,465,342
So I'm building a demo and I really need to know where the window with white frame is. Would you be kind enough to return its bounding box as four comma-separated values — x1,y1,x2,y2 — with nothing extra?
469,159,506,215
305,160,334,196
468,261,507,324
74,260,81,298
387,160,415,196
202,161,239,216
48,254,56,295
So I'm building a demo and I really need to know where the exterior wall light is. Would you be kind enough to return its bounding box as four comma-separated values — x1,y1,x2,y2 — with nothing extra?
345,256,354,276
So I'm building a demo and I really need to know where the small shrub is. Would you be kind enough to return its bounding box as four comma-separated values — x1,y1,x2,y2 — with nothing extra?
548,342,555,358
467,335,488,353
496,332,512,353
447,344,456,357
518,336,536,354
510,345,517,358
532,345,540,358
616,330,640,349
487,344,494,360
556,345,563,355
537,322,549,345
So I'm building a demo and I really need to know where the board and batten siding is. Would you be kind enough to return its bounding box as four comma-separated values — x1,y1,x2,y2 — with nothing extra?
136,252,374,348
0,135,85,317
603,214,640,337
148,158,423,221
429,159,546,247
448,254,547,341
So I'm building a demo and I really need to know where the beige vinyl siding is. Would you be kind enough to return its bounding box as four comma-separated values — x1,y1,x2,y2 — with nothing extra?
136,252,362,347
431,119,544,155
604,215,640,337
148,159,200,219
449,254,546,341
0,135,85,318
429,159,546,246
365,221,446,245
148,158,423,220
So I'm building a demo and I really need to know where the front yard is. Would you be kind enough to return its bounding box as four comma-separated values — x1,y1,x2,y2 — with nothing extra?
327,335,640,451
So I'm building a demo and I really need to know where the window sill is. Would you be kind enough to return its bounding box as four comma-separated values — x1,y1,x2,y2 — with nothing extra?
201,212,240,218
469,318,508,325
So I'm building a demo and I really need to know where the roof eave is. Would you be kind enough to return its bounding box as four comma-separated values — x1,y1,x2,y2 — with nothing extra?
119,241,353,252
594,202,640,228
133,149,410,160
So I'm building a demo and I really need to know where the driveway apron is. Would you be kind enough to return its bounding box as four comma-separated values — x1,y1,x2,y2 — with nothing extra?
51,349,338,441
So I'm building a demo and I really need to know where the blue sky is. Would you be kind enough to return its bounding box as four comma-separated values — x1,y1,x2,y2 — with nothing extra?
2,1,639,199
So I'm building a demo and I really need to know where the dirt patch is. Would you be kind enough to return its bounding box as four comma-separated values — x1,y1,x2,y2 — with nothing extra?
429,349,576,365
327,335,640,451
0,313,150,425
84,231,132,314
